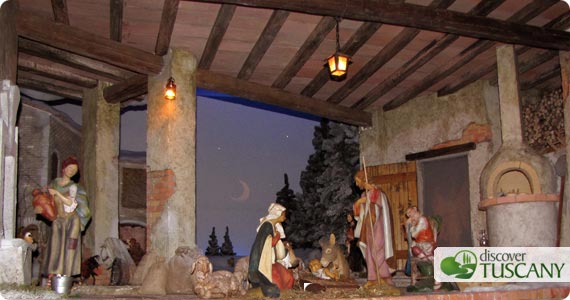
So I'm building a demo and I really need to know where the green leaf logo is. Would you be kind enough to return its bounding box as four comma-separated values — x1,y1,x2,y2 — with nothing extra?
440,250,477,279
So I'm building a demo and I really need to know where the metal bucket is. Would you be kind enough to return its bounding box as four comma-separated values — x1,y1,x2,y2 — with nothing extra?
51,275,73,295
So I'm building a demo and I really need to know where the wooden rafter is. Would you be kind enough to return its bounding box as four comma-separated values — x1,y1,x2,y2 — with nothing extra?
185,0,570,51
155,0,180,55
237,9,289,80
383,0,558,111
50,0,69,25
198,70,372,126
301,21,382,97
521,64,561,91
17,72,83,100
104,74,147,104
271,16,336,89
199,4,236,69
326,0,455,105
18,56,98,88
18,38,135,81
486,12,570,87
16,11,163,75
353,0,506,109
327,27,419,104
439,50,558,96
110,0,123,42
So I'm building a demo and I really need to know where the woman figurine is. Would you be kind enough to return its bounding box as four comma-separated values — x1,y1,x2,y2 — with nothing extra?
36,156,91,279
248,203,293,298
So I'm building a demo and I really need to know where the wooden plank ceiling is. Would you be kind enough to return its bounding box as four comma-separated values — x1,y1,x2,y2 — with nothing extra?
14,0,570,126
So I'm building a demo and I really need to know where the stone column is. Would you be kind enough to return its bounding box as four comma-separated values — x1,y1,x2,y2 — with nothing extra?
0,1,32,285
82,83,120,251
147,48,196,258
496,44,522,147
561,51,570,247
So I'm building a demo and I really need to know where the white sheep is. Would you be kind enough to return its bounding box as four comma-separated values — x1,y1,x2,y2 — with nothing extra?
190,255,245,298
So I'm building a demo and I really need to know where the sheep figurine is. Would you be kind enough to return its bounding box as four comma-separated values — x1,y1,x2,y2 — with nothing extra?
233,256,250,291
190,255,245,298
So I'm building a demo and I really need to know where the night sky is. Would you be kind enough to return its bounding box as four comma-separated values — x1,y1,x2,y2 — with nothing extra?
53,90,319,255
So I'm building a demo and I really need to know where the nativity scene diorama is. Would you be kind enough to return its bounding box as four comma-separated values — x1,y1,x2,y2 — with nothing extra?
18,152,453,298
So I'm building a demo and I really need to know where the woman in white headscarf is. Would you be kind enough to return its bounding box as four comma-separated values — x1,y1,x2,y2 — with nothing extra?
248,203,293,298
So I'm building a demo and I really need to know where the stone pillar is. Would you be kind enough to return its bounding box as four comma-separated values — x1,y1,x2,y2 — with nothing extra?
0,1,31,285
561,51,570,247
147,48,196,258
82,83,120,252
496,44,522,146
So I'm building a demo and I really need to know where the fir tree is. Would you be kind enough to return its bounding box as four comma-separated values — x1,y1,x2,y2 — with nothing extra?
286,119,360,248
276,174,297,238
205,227,221,256
221,226,236,256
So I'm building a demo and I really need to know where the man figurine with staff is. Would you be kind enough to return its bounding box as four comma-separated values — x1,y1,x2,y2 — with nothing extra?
352,158,399,294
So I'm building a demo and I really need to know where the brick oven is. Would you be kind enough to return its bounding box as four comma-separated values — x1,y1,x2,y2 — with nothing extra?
478,46,559,247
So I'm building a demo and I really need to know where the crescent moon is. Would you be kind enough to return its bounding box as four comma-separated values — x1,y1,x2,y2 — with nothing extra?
231,180,250,202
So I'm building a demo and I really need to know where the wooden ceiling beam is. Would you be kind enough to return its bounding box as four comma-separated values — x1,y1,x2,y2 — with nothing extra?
50,0,69,25
237,9,289,80
18,56,98,88
486,11,570,86
110,0,124,42
18,38,136,81
352,0,505,109
17,72,83,100
155,0,180,55
16,11,163,74
383,0,558,111
197,69,372,126
520,64,561,91
271,16,336,89
199,4,236,69
438,49,557,96
185,0,570,51
104,74,147,104
301,21,382,97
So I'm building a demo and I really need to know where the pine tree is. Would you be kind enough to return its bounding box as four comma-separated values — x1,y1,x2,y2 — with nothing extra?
276,173,303,246
205,227,221,256
314,121,360,244
287,119,330,248
221,226,236,256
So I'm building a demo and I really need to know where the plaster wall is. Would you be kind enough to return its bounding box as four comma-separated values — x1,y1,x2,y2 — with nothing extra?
360,80,502,245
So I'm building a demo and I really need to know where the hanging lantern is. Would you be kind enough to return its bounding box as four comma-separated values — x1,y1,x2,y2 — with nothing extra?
326,18,351,82
164,77,176,100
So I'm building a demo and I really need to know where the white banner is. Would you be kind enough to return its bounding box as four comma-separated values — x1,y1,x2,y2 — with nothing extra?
434,247,570,282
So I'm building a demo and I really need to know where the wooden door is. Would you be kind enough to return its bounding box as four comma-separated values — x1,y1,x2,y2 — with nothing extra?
365,161,417,270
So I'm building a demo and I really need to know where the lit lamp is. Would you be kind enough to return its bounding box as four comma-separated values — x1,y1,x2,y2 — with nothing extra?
165,77,176,100
326,18,351,82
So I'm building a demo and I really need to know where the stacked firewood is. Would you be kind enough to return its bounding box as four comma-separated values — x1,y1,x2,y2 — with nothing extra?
522,88,564,153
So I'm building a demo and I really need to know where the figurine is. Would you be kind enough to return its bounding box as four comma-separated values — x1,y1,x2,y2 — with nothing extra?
191,255,245,298
319,233,350,280
353,170,395,288
36,156,91,279
405,206,441,290
247,203,294,298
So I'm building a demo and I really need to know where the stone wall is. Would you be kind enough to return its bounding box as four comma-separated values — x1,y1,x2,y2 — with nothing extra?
359,80,503,245
16,100,81,234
